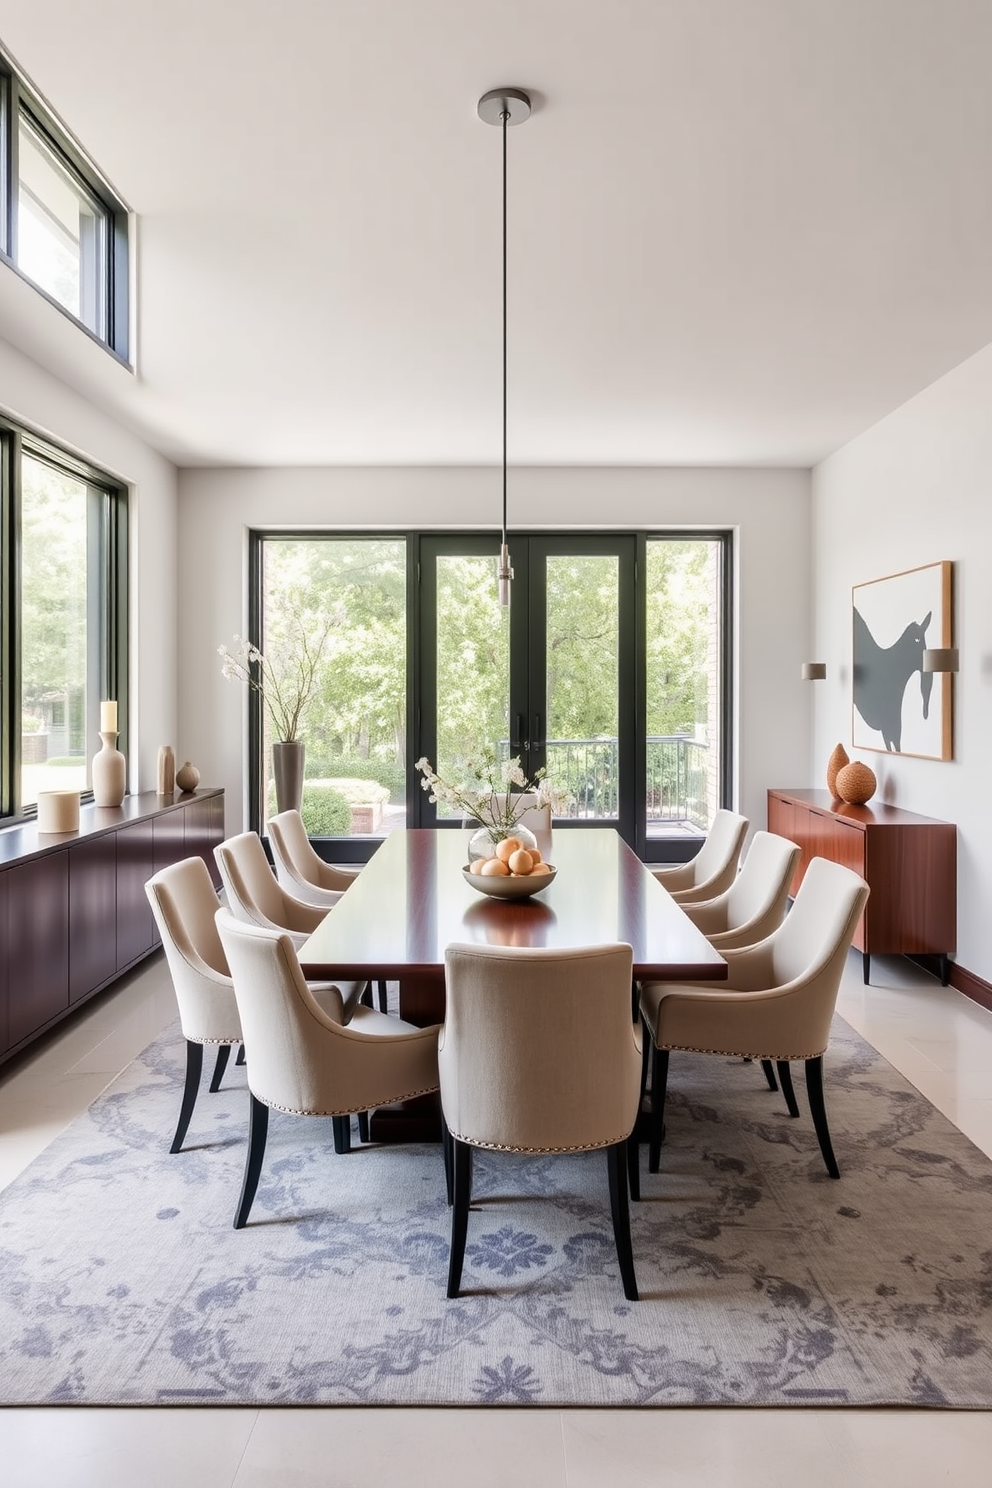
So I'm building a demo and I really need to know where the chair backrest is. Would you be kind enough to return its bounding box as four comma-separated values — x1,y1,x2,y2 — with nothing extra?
145,857,241,1043
215,831,319,934
216,910,440,1116
769,856,870,1023
268,810,350,899
686,808,748,894
440,942,641,1153
723,830,800,927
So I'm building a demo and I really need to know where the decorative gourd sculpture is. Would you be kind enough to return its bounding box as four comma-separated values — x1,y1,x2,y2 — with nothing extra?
835,760,876,806
826,742,849,797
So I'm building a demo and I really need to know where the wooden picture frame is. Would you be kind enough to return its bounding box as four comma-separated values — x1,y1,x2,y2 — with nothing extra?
852,561,953,761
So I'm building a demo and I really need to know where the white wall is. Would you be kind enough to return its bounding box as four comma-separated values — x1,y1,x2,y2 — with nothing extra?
0,337,179,792
177,465,812,838
812,341,992,984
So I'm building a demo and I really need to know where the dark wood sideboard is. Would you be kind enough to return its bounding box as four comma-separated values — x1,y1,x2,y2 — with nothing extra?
767,789,956,986
0,788,224,1066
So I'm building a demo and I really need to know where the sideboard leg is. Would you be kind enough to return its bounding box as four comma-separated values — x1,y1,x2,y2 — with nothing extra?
939,953,950,987
862,952,871,985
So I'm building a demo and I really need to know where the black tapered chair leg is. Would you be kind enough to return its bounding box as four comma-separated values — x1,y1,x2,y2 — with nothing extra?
377,979,389,1013
209,1043,231,1093
446,1139,473,1298
639,1016,651,1107
235,1043,246,1066
648,1045,670,1173
234,1094,269,1228
760,1058,778,1091
805,1056,840,1178
606,1142,639,1301
777,1060,800,1118
357,1111,370,1144
441,1121,454,1207
170,1040,204,1153
626,1130,641,1203
332,1115,352,1154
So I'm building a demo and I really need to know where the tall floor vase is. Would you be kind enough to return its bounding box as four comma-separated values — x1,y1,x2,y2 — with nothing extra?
272,740,305,815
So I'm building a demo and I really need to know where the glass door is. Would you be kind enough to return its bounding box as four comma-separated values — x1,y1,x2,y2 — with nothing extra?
418,535,637,843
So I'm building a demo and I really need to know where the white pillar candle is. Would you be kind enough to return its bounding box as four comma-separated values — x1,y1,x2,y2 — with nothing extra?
100,700,118,733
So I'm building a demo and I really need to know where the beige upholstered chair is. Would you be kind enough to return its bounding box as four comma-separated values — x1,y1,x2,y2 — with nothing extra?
440,942,642,1301
216,911,442,1228
267,809,360,904
145,856,243,1154
640,857,870,1180
678,831,801,951
147,853,369,1154
267,809,387,1012
651,809,748,905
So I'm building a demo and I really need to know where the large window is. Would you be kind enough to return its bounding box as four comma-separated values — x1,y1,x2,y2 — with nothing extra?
1,52,129,359
0,419,127,820
251,531,730,862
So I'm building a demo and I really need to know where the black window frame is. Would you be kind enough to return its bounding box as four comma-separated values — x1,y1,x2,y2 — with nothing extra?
0,413,129,824
248,527,733,864
0,48,129,363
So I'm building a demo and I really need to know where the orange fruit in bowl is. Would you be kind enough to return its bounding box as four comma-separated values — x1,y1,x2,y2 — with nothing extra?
529,862,552,876
480,857,510,877
508,848,534,875
529,847,542,864
495,837,522,863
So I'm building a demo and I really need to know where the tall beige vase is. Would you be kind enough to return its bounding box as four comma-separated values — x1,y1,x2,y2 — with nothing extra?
157,744,176,795
92,731,126,807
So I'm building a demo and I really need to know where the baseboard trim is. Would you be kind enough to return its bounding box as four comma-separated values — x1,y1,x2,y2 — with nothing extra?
908,954,992,1014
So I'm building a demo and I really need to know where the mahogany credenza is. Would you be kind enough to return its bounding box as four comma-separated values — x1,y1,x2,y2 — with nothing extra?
767,789,956,985
0,788,224,1066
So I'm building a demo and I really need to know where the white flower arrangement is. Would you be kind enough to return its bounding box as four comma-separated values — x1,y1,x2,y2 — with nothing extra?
218,612,336,742
415,747,570,840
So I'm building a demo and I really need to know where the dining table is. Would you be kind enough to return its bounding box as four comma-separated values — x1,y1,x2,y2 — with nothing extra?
298,826,727,1139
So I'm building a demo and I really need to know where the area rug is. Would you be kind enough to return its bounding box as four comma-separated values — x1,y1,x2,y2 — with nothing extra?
2,1015,992,1408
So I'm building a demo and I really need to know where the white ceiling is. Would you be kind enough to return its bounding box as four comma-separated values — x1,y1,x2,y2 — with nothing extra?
1,0,990,468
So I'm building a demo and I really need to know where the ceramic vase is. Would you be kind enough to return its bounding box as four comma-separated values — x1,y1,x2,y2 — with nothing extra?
272,740,305,815
176,760,200,793
92,732,126,807
157,744,175,795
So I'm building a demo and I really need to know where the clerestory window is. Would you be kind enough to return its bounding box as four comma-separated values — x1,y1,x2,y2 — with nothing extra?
1,48,129,360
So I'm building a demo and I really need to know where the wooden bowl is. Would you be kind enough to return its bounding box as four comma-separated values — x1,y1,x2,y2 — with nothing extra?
462,864,557,899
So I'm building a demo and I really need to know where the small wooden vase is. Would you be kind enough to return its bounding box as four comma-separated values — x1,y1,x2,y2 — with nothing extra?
835,760,877,805
826,742,849,797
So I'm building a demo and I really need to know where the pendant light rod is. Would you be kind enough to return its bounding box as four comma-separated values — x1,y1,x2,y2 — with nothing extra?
479,88,531,606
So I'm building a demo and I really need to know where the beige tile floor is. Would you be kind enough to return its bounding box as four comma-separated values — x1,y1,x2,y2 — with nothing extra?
2,949,992,1486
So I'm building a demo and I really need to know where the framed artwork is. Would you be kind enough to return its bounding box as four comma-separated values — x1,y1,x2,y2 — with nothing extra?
852,561,953,760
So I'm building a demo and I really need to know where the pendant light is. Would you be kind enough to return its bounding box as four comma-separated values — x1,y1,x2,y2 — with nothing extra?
478,87,531,606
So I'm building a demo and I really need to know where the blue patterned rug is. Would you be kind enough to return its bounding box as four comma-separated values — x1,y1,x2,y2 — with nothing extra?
2,1014,992,1407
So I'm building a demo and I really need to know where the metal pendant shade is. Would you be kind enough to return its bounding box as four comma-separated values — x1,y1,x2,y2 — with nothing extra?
478,88,531,606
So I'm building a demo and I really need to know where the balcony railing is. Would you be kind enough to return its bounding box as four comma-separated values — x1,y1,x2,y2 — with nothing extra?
537,734,710,830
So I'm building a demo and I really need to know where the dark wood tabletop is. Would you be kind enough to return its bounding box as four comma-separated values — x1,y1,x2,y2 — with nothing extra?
298,827,728,984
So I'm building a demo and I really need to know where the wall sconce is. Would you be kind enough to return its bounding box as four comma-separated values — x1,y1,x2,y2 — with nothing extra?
922,648,959,673
801,662,827,680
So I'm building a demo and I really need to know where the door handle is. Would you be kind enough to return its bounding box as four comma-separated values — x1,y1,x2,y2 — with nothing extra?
512,714,523,751
532,714,542,749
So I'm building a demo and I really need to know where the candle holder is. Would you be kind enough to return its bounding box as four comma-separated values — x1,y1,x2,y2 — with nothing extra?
92,730,126,808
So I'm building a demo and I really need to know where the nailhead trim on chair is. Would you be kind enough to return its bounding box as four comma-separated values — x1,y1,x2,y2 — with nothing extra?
192,1035,242,1045
658,1040,827,1061
445,1129,634,1154
253,1080,441,1118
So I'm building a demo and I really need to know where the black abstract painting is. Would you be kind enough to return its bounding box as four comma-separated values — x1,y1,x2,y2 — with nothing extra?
852,562,952,760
